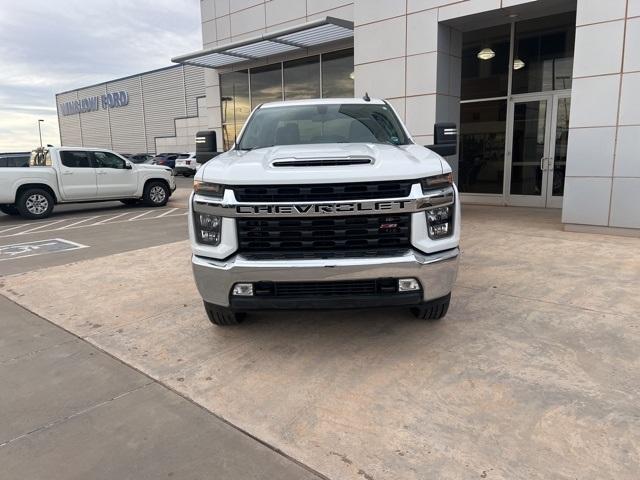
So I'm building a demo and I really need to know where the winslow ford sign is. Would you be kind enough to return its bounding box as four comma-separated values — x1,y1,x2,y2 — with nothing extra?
59,91,129,116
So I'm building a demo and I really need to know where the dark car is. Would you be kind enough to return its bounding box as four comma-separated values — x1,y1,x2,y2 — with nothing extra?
0,152,30,167
152,153,179,169
128,153,154,164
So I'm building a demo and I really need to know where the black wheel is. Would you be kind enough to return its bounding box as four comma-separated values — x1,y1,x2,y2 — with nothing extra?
411,293,451,321
0,205,19,216
204,302,245,326
120,199,139,206
16,188,54,219
142,181,169,207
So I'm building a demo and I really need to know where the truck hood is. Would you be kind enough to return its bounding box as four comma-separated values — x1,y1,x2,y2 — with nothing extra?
198,143,447,185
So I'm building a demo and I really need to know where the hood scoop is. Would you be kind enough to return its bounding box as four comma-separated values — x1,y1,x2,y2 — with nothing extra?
272,157,373,167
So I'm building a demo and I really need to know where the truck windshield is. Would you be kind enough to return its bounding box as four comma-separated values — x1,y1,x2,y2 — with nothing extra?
237,103,410,150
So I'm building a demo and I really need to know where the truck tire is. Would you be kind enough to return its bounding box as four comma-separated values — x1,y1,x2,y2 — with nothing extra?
142,181,169,207
0,205,20,216
411,293,451,321
16,188,54,219
204,302,244,326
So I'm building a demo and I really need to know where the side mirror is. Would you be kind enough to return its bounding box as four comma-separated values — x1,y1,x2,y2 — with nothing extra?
196,130,218,164
426,123,457,157
124,163,133,170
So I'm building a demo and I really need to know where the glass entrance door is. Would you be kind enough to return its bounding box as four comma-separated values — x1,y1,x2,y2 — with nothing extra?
506,93,570,207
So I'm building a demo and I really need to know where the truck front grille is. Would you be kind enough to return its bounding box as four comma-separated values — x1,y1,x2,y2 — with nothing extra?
233,180,415,202
237,213,411,259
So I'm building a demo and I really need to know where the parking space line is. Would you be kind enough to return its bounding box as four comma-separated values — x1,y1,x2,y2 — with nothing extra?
0,224,33,235
128,210,154,221
18,220,68,235
90,213,130,225
153,208,178,218
56,216,100,230
0,207,188,239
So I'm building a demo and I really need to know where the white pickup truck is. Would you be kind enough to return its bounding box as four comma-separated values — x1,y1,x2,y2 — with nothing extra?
0,147,176,219
189,98,460,326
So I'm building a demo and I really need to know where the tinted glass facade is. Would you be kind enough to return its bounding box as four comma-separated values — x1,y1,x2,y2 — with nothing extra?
459,13,575,195
220,48,354,149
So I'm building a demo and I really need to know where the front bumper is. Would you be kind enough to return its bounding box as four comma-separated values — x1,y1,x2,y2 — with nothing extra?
192,247,459,309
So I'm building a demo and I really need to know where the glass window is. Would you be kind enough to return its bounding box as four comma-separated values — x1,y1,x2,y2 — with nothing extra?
93,151,125,169
220,70,250,150
552,98,570,196
238,103,409,150
322,49,354,98
509,100,548,196
250,64,282,108
459,101,507,194
512,12,575,94
60,151,93,168
461,25,510,100
284,56,320,100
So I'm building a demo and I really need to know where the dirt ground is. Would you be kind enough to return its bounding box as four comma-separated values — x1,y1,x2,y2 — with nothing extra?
2,205,639,480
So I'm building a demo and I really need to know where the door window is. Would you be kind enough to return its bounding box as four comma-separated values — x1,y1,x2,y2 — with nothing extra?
510,100,547,196
551,98,570,197
60,151,93,168
94,151,126,169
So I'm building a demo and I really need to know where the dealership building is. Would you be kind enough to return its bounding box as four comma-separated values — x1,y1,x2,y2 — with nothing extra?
57,0,640,235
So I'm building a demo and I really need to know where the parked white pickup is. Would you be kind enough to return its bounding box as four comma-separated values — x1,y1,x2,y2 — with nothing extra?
0,147,176,219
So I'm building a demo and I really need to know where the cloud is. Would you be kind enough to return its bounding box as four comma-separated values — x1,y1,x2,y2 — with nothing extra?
0,0,201,151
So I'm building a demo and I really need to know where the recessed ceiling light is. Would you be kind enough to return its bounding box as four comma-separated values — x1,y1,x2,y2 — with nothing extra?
477,48,496,60
513,58,525,70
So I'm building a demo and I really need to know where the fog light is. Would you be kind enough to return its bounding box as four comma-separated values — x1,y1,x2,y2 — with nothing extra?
232,283,254,296
398,278,420,292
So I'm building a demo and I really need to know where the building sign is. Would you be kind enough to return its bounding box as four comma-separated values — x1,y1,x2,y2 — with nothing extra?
59,91,129,116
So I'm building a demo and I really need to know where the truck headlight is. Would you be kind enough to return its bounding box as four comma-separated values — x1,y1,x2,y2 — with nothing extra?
420,173,452,192
194,180,224,197
426,206,453,239
195,213,221,245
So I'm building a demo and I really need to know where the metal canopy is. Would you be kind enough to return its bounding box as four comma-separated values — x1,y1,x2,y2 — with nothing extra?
171,17,353,69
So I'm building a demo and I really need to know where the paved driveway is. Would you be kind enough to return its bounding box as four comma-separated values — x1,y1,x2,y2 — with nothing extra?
1,205,639,480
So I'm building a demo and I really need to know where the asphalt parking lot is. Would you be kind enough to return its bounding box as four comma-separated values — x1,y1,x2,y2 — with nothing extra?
1,199,639,480
0,176,193,275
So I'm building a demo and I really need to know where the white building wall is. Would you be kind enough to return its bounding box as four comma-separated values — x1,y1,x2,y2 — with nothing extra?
562,0,640,232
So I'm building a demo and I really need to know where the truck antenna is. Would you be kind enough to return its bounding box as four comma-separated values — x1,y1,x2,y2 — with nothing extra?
363,92,371,102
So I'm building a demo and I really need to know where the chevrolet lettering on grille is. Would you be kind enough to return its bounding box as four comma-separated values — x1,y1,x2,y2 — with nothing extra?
236,200,410,216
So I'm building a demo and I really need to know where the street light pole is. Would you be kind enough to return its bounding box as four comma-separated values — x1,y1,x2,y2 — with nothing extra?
38,119,44,149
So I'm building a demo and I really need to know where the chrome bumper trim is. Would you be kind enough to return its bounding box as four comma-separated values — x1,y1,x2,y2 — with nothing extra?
192,248,459,307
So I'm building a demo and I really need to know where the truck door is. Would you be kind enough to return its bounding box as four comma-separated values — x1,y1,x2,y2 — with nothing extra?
92,151,138,197
58,150,98,199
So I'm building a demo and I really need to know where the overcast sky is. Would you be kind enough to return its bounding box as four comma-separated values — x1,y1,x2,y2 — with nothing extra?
0,0,202,151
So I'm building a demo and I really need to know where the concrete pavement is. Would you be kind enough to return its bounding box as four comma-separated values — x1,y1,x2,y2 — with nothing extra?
3,205,639,479
0,295,324,480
